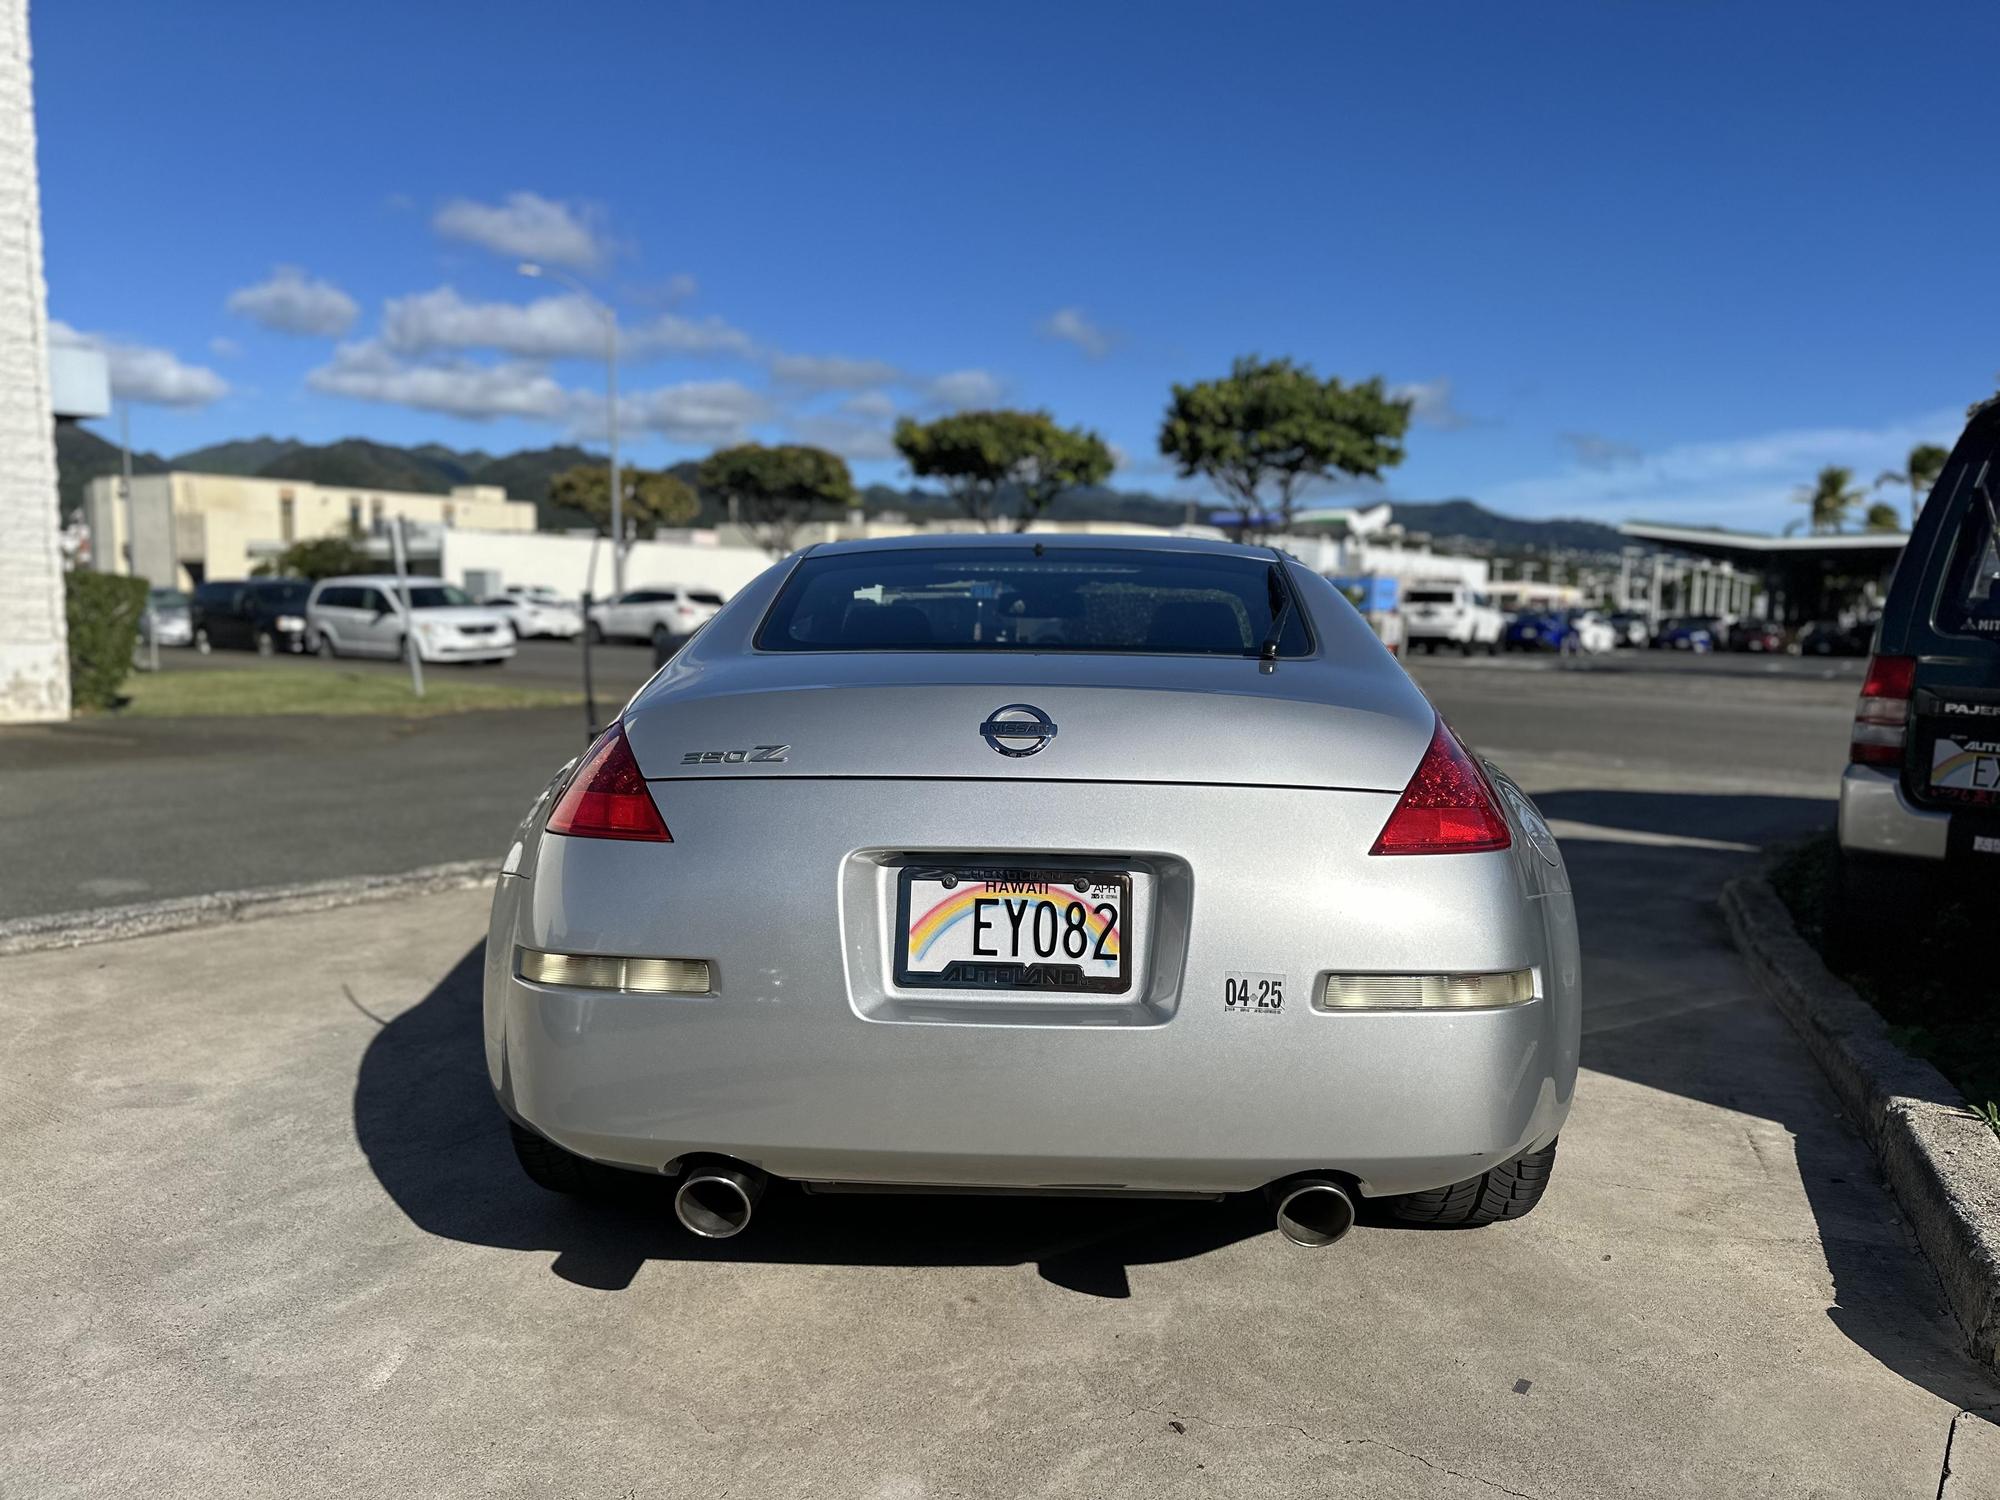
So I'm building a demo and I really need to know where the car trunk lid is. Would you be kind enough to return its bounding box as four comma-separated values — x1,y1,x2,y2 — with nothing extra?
620,652,1435,792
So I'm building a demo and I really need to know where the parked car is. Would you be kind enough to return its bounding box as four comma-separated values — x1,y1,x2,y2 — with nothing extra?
1606,611,1651,648
1564,610,1619,654
190,578,313,655
1799,618,1874,657
140,587,193,647
1651,615,1719,652
1727,618,1786,653
1504,611,1577,651
1401,582,1504,655
482,593,583,640
305,575,515,664
1840,403,2000,895
489,534,1578,1245
588,585,728,649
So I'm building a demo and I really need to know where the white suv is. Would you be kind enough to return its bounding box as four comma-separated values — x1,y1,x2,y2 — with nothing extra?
587,585,728,647
1403,583,1505,655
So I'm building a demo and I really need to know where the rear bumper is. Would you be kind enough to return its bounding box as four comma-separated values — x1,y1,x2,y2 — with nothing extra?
481,778,1581,1199
1838,764,1949,861
490,963,1567,1197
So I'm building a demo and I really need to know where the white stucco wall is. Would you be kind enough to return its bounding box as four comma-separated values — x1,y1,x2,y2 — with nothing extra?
440,530,778,601
0,0,68,723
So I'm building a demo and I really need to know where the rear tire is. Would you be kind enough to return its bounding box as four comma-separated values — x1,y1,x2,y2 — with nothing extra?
1389,1138,1558,1226
508,1120,621,1196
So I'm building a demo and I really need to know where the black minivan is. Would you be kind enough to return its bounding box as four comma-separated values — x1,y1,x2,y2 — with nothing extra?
189,578,315,655
1839,403,2000,882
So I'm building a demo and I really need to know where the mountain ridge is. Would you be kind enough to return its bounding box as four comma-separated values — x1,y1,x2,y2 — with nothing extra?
54,427,1630,554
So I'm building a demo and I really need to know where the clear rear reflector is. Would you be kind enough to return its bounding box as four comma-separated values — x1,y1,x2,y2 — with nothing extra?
517,948,711,993
1316,969,1536,1010
1370,718,1512,855
546,722,671,841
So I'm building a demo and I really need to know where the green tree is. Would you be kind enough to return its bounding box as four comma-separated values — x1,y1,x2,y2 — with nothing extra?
548,464,699,539
1798,465,1864,535
1158,355,1411,540
258,535,373,580
1863,500,1903,532
696,443,855,556
892,409,1115,532
1875,442,1949,526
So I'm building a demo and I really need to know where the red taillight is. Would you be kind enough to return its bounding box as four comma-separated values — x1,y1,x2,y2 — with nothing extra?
1850,654,1915,769
546,722,671,841
1371,718,1513,856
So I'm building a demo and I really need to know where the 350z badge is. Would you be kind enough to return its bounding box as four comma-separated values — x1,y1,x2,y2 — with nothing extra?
681,745,789,765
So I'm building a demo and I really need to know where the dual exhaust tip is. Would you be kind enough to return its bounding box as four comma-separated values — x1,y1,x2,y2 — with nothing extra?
671,1159,1356,1249
673,1159,766,1239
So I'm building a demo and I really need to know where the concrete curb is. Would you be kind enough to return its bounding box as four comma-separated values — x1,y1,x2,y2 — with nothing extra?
1721,873,2000,1371
0,860,495,957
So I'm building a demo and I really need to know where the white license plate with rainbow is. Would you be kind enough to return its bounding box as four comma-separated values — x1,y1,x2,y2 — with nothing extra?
1932,737,2000,794
895,867,1131,994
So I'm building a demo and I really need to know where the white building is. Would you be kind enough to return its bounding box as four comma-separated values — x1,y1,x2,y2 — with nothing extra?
84,470,537,590
0,0,74,723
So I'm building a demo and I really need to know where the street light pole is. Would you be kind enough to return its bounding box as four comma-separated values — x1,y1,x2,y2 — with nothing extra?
518,262,623,597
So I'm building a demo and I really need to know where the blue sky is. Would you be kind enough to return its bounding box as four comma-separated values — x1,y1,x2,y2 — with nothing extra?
33,0,1999,529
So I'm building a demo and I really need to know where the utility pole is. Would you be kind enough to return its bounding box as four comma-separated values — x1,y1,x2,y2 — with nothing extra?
520,262,622,596
389,516,424,699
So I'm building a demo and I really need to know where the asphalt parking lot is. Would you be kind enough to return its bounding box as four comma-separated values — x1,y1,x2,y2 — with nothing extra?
9,649,1999,1497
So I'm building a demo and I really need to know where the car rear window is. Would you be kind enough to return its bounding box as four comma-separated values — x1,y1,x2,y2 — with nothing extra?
757,547,1315,656
1406,589,1457,605
1938,469,2000,640
250,582,310,607
688,591,725,606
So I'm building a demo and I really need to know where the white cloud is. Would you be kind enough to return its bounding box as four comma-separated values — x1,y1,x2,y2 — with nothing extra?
51,320,228,407
770,353,904,391
1559,431,1643,469
432,191,607,269
611,381,770,444
1038,306,1114,359
840,389,898,421
305,340,570,422
382,286,751,361
1390,377,1473,431
208,336,243,359
225,266,359,337
926,368,1003,409
787,413,899,461
1482,410,1967,530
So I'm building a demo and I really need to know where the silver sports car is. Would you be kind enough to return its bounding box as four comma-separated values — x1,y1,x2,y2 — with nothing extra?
484,534,1579,1247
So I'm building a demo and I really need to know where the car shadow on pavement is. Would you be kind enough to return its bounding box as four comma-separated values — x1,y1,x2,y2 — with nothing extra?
353,942,1272,1300
1538,786,2000,1418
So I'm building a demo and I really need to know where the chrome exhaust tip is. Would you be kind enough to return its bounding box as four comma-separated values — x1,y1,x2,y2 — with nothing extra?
1270,1177,1356,1248
672,1160,766,1239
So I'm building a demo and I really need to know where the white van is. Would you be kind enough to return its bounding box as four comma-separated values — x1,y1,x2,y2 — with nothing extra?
1403,582,1505,654
306,575,515,664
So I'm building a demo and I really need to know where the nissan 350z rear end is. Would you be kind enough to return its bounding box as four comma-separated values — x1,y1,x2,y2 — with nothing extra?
483,536,1580,1244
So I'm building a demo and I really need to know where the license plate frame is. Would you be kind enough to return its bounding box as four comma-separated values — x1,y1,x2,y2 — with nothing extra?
894,864,1132,995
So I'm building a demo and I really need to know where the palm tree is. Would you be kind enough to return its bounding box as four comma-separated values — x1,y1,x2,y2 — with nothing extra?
1875,442,1949,526
1863,501,1902,533
1798,465,1864,535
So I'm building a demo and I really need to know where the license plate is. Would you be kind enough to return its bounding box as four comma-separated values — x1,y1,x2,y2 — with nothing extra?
895,865,1130,994
1932,737,2000,798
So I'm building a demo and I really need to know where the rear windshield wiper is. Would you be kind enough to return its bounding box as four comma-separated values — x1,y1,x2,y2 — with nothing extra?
1259,559,1294,669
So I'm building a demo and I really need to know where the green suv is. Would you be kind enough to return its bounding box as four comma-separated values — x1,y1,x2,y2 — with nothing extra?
1840,405,2000,875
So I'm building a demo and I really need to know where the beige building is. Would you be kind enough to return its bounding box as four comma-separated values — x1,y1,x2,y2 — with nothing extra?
84,470,536,588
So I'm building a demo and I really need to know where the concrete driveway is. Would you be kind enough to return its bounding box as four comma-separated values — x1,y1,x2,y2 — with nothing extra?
8,657,2000,1497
